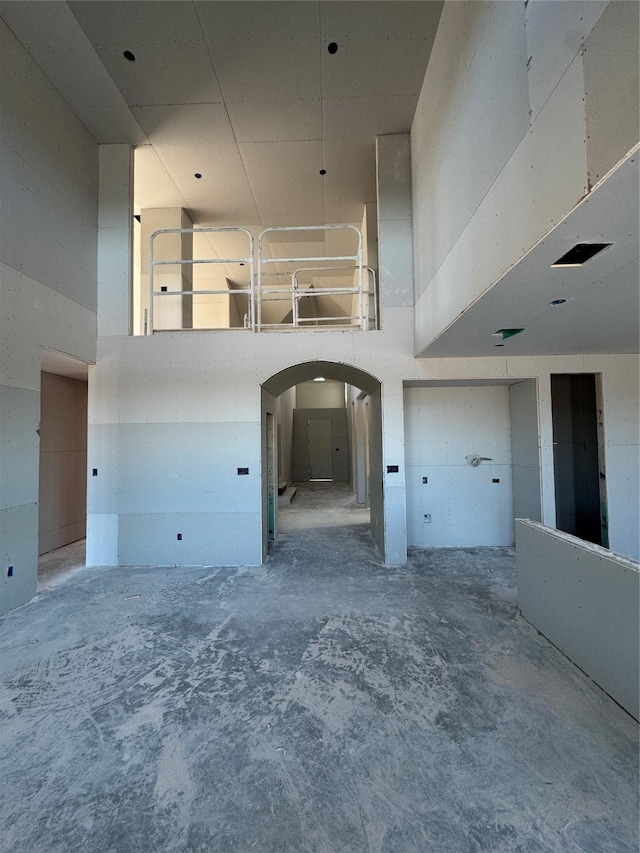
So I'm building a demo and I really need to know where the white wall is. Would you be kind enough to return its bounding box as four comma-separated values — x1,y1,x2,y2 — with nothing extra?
509,380,541,522
277,386,295,483
0,20,98,615
411,1,638,354
517,519,639,720
296,379,345,409
404,386,514,547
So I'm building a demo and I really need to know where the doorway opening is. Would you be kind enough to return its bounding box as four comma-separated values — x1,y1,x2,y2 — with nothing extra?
38,349,90,591
551,373,607,547
261,361,383,560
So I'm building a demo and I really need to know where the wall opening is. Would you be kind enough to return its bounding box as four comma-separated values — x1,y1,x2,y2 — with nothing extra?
38,349,90,589
551,373,606,546
261,361,383,561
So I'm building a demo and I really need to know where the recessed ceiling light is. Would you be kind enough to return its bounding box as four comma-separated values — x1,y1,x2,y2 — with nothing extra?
327,42,338,54
319,169,326,176
492,328,525,340
549,298,567,306
123,50,136,62
313,377,326,382
551,243,611,267
194,173,202,179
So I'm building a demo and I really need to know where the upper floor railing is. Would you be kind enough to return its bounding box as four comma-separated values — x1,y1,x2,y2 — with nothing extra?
147,224,377,334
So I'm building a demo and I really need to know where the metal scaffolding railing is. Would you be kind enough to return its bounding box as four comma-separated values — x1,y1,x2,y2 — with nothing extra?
149,226,254,333
148,223,377,334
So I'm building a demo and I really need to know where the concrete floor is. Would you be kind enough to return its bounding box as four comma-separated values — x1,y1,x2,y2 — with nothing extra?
0,483,637,853
38,538,86,593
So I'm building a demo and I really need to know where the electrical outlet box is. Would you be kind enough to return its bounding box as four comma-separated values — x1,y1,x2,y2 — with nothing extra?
424,514,431,523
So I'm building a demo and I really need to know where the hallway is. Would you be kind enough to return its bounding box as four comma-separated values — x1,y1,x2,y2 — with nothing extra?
0,488,636,852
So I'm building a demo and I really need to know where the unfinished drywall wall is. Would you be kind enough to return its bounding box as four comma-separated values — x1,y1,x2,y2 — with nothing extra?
38,373,88,555
295,380,345,409
404,386,514,547
293,409,349,482
583,1,639,185
509,380,541,522
411,1,620,353
277,386,295,484
0,20,98,616
517,519,639,720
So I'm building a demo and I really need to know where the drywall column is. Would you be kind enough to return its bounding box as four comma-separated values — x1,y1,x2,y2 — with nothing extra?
140,208,193,332
376,134,413,563
509,380,542,521
98,145,133,337
537,374,557,528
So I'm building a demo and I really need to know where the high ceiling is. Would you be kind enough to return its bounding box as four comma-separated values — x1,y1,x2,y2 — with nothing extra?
40,0,442,229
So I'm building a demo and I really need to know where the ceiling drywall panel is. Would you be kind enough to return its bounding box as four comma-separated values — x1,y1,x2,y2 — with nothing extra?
239,141,324,224
131,103,235,147
225,98,322,144
134,146,188,211
320,1,442,98
197,1,321,102
69,1,222,106
0,2,147,145
323,95,418,142
154,143,260,225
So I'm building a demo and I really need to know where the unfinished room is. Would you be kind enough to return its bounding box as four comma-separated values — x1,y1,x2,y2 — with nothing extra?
0,1,638,851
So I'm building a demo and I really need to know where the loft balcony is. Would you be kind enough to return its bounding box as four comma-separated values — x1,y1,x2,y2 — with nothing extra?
143,224,378,334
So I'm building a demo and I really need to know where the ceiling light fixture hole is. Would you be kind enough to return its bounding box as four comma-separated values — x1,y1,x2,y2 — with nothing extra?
123,50,136,62
319,169,326,176
327,42,338,55
194,173,202,179
550,298,567,306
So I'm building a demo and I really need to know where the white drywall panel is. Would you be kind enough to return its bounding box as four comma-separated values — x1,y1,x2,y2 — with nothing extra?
98,146,132,337
509,380,541,522
88,422,260,515
86,513,118,567
0,140,97,312
516,520,639,720
118,512,262,568
296,380,345,409
0,19,98,223
525,1,607,121
376,136,413,312
414,54,588,354
0,504,38,616
277,387,295,483
600,360,639,559
583,1,640,184
0,22,98,613
368,388,385,560
411,1,530,299
405,386,514,547
69,1,223,107
0,386,39,511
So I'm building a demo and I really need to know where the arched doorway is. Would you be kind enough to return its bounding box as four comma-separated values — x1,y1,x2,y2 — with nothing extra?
261,361,384,561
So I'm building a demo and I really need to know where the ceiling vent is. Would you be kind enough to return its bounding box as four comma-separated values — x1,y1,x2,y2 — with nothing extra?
551,243,611,267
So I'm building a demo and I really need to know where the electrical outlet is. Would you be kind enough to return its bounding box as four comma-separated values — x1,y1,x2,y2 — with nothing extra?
424,514,431,523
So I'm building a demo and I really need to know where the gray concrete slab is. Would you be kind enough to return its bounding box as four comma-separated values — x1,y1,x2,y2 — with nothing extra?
0,483,637,853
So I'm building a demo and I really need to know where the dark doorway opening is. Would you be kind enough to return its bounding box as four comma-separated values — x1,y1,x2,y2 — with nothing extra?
551,373,606,546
